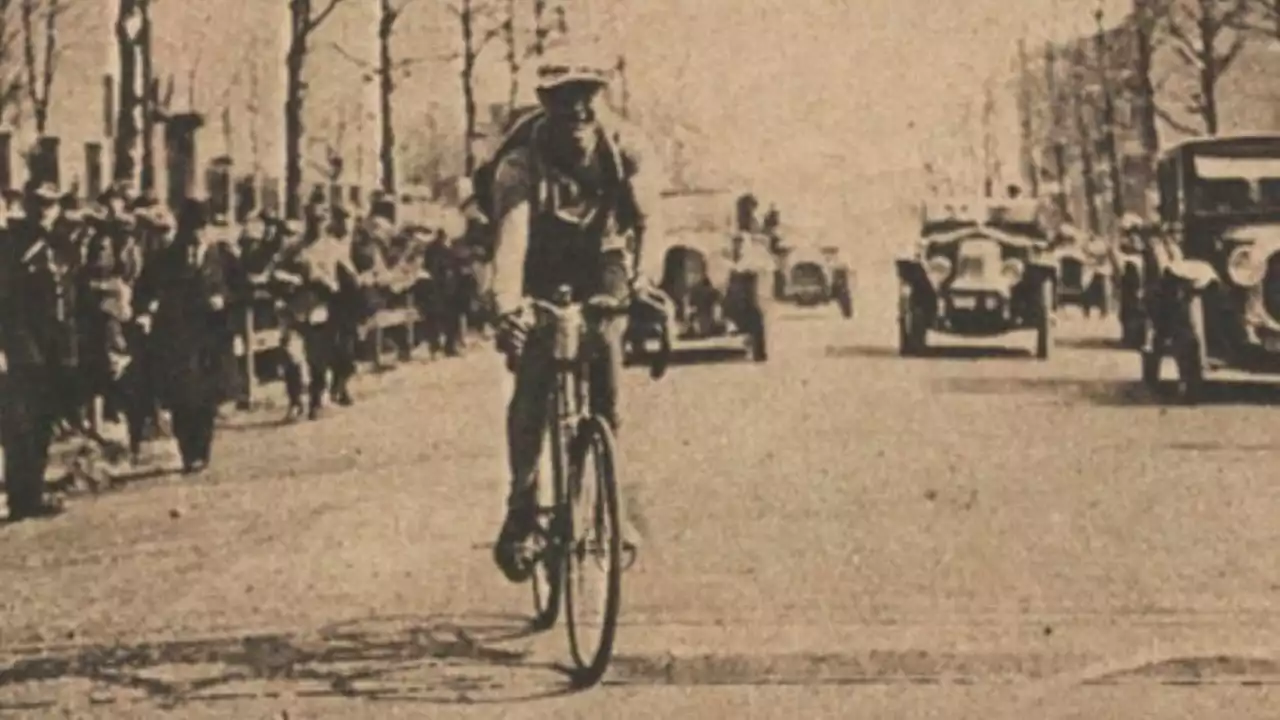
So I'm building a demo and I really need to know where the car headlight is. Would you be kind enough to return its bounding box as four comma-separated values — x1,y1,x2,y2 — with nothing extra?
925,256,952,285
1001,258,1025,282
1227,246,1265,286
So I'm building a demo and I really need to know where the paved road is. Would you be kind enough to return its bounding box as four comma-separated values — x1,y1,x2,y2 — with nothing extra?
3,239,1280,717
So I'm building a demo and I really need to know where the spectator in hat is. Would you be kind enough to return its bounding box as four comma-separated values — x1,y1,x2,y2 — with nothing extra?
0,179,81,520
132,198,230,474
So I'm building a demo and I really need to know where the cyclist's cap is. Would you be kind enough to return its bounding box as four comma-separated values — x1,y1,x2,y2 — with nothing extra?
536,45,612,90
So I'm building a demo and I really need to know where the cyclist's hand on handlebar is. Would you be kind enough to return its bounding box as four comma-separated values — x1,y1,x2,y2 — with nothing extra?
495,304,533,361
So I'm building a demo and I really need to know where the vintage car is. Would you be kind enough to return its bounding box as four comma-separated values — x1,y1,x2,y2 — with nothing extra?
1139,134,1280,401
772,237,854,318
1052,226,1113,317
626,188,770,363
896,197,1057,358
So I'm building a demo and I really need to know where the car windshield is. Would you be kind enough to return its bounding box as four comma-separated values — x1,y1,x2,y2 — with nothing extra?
921,199,1041,232
1190,154,1280,214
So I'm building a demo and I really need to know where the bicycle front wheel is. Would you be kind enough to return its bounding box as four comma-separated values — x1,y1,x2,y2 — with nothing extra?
530,432,563,631
563,415,623,687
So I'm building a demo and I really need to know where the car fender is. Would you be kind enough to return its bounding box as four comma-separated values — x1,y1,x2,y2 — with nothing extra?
1165,259,1217,291
895,258,927,287
1024,259,1057,286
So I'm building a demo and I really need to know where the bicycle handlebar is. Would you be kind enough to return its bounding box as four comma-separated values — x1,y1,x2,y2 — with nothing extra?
527,288,671,380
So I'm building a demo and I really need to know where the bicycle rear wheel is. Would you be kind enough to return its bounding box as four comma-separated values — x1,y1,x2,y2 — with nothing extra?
564,415,623,687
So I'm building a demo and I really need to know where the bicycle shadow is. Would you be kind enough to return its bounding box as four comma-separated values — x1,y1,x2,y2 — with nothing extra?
931,375,1280,407
0,612,578,712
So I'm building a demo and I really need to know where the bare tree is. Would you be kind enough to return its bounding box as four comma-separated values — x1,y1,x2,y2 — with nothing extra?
327,0,428,195
1159,0,1251,135
1131,0,1169,162
449,0,504,174
500,0,569,116
112,0,152,186
18,0,66,135
0,1,26,126
285,0,346,219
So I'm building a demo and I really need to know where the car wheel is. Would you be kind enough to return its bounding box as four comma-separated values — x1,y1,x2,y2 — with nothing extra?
1141,349,1161,388
1174,294,1206,404
748,309,768,362
1094,277,1111,318
1122,315,1144,350
837,286,853,319
1035,279,1054,360
898,283,925,356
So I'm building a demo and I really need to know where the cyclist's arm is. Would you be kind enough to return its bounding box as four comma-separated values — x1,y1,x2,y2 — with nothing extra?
490,150,535,316
621,135,668,285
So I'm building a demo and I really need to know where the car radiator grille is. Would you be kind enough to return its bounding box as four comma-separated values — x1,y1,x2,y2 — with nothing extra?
1060,258,1083,289
791,265,825,288
1262,252,1280,324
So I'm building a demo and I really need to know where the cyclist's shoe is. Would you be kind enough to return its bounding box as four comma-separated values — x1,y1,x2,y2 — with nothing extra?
493,509,537,583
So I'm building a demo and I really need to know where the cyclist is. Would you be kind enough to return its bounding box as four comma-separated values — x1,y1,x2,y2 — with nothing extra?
488,44,670,582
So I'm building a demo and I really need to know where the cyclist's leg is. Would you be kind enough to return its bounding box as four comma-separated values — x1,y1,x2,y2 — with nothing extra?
495,333,554,580
588,315,626,433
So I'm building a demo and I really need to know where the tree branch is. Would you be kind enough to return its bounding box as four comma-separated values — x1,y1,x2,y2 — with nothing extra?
1153,101,1200,135
1217,31,1248,74
328,41,373,70
1164,12,1204,70
476,23,504,55
306,0,344,33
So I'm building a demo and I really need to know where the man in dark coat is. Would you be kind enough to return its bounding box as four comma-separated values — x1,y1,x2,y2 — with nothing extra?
0,181,81,520
420,228,461,357
132,199,230,474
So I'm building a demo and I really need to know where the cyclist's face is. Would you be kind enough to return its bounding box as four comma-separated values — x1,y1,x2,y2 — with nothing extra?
541,81,603,150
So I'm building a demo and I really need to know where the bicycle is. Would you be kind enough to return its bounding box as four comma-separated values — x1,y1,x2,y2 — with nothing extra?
520,284,670,688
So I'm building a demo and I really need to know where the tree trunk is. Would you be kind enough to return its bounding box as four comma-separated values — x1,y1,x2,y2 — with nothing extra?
1074,91,1101,235
1200,64,1219,136
1015,38,1038,196
139,3,155,193
1199,18,1219,136
112,1,141,184
378,0,395,193
505,0,518,113
1134,3,1160,165
532,0,546,56
284,48,304,219
461,0,478,174
1044,41,1069,220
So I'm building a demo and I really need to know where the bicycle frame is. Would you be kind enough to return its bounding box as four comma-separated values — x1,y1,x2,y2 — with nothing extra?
534,294,611,521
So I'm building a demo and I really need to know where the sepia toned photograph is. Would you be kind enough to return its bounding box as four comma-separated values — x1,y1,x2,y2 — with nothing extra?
2,0,1280,716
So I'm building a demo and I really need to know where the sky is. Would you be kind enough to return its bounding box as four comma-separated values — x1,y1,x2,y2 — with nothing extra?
28,0,1131,215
